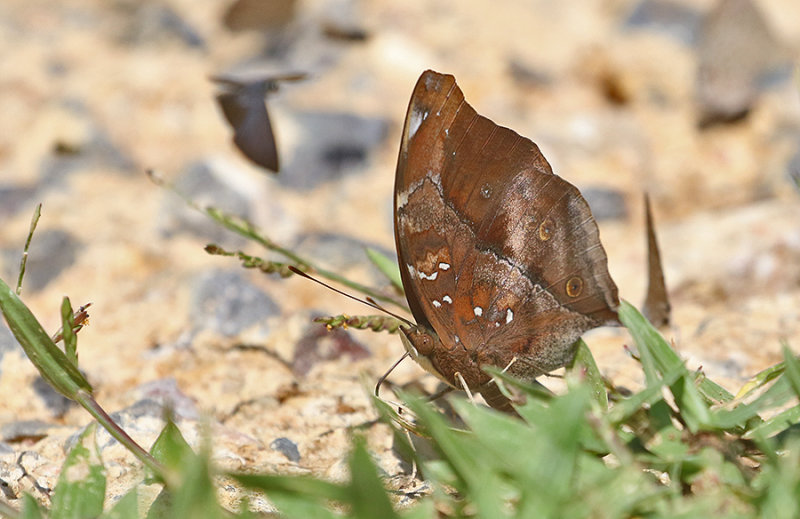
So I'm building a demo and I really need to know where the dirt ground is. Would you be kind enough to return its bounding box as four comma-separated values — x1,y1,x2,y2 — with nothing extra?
0,0,799,511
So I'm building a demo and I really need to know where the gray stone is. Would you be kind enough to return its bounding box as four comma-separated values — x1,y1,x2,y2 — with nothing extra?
0,325,19,363
269,437,300,462
696,0,789,127
40,101,137,180
3,229,80,293
113,2,206,49
508,59,554,88
133,378,199,420
582,187,628,221
110,398,165,422
0,420,62,443
1,229,79,293
32,377,73,418
623,0,701,46
191,270,279,337
293,232,395,276
279,112,389,191
0,185,37,219
159,161,252,245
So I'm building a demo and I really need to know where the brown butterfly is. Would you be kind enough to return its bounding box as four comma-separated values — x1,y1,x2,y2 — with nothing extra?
212,73,306,172
393,70,620,411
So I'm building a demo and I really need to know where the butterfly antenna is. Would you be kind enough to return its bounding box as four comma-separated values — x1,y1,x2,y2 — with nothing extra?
289,266,419,399
288,266,414,327
364,296,415,326
375,352,410,397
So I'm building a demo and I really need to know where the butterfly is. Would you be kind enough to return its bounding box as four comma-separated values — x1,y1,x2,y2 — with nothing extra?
393,70,620,411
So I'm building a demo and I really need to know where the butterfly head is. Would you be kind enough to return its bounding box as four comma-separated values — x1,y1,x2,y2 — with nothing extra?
399,323,437,357
398,323,458,386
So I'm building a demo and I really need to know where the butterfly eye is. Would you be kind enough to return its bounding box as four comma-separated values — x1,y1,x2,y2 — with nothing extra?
420,334,435,355
566,276,584,297
408,330,434,356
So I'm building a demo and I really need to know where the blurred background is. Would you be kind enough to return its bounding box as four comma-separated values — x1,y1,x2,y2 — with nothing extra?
0,0,798,505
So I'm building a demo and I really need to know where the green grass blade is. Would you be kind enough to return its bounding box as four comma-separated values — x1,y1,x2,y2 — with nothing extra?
743,405,800,440
20,494,45,519
752,436,800,518
782,346,800,398
619,301,734,404
482,366,554,402
399,499,435,519
149,418,194,474
370,391,427,437
102,488,138,519
570,339,608,409
0,276,92,397
401,391,508,517
365,247,403,293
231,473,349,503
619,300,739,431
736,360,787,400
672,376,713,432
51,423,106,519
257,497,338,519
347,437,400,519
145,418,224,518
16,203,41,295
607,362,686,424
713,375,794,430
456,387,591,516
170,451,225,519
60,297,78,367
231,472,348,517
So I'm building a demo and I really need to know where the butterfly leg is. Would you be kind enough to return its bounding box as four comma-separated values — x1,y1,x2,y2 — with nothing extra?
404,429,419,480
454,372,476,404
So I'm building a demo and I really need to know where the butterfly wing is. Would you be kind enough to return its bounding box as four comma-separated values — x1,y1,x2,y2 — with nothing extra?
395,70,619,387
216,85,279,172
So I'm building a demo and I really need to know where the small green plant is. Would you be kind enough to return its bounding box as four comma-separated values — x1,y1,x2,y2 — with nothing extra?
1,198,799,518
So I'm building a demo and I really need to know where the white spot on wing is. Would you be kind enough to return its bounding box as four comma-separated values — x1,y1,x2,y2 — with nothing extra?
408,107,428,140
406,264,417,279
474,306,483,317
438,262,450,271
396,190,410,209
506,308,514,324
442,295,452,304
419,270,438,281
432,300,441,308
